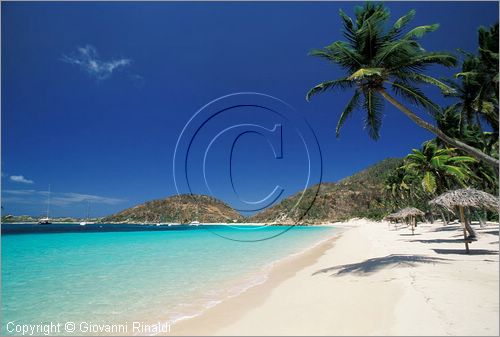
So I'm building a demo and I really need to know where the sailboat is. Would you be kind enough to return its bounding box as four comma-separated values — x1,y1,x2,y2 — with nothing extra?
80,200,90,226
38,185,52,224
190,196,200,226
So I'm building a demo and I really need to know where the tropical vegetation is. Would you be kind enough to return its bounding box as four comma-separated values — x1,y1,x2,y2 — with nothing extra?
307,2,499,223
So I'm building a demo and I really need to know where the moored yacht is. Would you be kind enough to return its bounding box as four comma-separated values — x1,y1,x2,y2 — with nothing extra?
38,185,52,224
80,200,91,226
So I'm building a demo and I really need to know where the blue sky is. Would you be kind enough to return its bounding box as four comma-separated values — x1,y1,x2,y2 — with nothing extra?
2,1,498,217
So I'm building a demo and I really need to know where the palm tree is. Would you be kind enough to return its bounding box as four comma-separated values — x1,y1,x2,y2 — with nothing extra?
456,24,499,130
306,3,499,168
444,24,499,149
442,62,484,133
383,166,425,210
434,107,498,195
402,141,477,195
434,106,490,151
383,168,407,209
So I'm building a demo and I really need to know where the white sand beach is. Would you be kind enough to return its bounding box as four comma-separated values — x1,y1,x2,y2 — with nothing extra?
173,219,499,336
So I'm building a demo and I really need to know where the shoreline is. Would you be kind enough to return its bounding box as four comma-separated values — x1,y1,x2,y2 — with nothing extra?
171,227,345,335
169,219,499,336
140,226,343,331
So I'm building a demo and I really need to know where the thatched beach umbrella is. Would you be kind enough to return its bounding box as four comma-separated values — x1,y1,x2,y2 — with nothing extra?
397,207,425,235
384,213,398,222
397,207,425,217
386,207,424,234
384,213,400,229
430,188,499,253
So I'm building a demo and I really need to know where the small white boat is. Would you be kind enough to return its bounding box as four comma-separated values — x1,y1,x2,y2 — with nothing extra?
190,201,200,226
155,215,162,226
38,185,52,224
80,200,91,226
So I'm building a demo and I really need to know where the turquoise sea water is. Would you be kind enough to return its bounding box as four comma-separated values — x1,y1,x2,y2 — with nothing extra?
2,225,335,335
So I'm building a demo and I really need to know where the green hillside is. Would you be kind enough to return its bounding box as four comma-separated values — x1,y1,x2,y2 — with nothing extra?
103,194,243,223
249,158,403,224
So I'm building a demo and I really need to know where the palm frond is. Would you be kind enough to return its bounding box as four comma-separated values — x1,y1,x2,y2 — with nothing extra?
388,80,440,113
306,78,353,101
308,49,335,60
422,171,437,194
430,155,451,168
403,73,456,94
403,24,440,39
375,39,420,65
339,9,354,31
388,9,416,38
394,52,457,70
363,90,384,140
324,41,363,67
338,9,358,46
448,156,477,164
441,165,468,182
402,161,420,170
336,90,360,137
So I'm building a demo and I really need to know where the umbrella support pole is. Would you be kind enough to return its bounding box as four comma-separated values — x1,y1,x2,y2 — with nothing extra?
459,206,470,254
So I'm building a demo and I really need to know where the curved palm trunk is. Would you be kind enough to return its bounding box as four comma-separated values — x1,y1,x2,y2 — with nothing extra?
439,209,448,225
378,89,500,168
